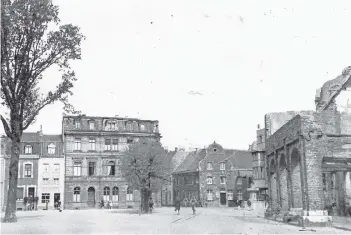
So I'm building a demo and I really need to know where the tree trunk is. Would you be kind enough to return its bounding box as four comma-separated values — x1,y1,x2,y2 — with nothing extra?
4,135,20,223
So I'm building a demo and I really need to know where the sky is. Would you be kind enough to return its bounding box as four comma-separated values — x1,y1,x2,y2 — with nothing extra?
2,0,351,150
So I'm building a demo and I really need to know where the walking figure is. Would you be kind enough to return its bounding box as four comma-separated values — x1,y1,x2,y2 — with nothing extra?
149,197,154,213
100,199,104,209
58,200,62,212
175,196,181,215
190,196,197,215
183,197,188,207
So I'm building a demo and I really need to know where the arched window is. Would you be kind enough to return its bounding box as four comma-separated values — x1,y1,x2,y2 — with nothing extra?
103,186,110,201
126,187,133,201
112,187,119,201
24,145,32,154
73,187,80,202
107,161,115,176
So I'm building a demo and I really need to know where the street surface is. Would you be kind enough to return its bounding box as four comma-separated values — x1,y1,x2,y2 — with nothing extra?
1,207,349,234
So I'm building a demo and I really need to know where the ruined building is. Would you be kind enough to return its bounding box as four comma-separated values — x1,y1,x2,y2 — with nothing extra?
265,66,351,226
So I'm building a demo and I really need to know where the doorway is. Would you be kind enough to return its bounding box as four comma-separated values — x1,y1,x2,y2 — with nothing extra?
54,193,60,209
87,187,95,207
220,192,226,205
28,187,35,197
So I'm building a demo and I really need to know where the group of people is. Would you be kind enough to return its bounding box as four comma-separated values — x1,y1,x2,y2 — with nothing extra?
174,196,197,215
100,199,113,209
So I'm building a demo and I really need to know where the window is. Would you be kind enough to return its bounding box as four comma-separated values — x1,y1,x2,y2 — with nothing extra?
112,186,119,202
89,121,95,130
220,176,226,184
103,187,110,201
48,143,56,154
54,163,60,172
74,138,81,150
24,145,32,154
105,139,111,151
112,139,118,151
206,176,213,184
24,164,32,177
127,187,133,201
41,193,50,204
54,178,59,185
89,139,96,151
127,139,133,144
176,177,179,185
43,178,49,185
220,162,226,170
185,177,193,185
75,121,80,129
227,190,233,200
17,187,24,200
207,190,213,201
73,187,80,202
73,162,81,176
107,161,115,176
207,162,213,170
237,190,243,200
89,162,95,176
237,177,242,185
140,124,145,131
259,136,263,144
43,163,49,172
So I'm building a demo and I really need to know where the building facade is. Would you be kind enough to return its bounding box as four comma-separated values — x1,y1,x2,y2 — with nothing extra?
37,135,65,210
248,126,268,205
265,66,351,226
63,115,161,209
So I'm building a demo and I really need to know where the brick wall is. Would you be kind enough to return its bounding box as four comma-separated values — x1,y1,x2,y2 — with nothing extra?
291,164,302,208
270,174,277,209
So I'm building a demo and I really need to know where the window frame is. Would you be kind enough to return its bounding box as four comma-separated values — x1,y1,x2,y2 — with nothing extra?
207,162,213,170
206,189,213,201
53,178,59,185
16,186,25,201
112,139,118,151
126,187,133,201
107,161,115,176
47,143,56,155
73,187,80,202
220,176,226,184
112,186,119,202
88,162,95,176
43,178,49,185
43,163,49,172
105,139,111,151
89,121,95,130
103,186,110,201
54,163,60,172
24,145,32,154
220,162,226,171
41,193,50,204
23,162,33,178
89,139,96,151
74,138,81,151
237,190,243,200
206,176,213,185
73,161,82,176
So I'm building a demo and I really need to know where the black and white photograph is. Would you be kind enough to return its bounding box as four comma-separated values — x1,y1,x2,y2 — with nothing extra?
1,0,351,234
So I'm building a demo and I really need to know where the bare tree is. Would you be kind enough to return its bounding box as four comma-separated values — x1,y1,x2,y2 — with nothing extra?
1,0,84,222
120,139,169,214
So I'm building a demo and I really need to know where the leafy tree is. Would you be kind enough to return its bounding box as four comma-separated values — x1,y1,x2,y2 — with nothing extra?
120,139,169,213
1,0,84,222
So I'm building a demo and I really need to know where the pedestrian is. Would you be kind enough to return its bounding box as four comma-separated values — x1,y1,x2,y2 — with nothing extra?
101,199,104,209
183,197,188,208
190,197,197,215
149,197,154,213
247,199,252,211
58,200,62,212
175,196,181,215
108,201,112,209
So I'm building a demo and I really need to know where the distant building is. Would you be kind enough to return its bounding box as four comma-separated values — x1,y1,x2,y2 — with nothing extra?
172,142,253,207
62,115,161,209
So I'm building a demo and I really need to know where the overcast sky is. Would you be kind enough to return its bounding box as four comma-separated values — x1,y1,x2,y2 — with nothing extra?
2,0,351,150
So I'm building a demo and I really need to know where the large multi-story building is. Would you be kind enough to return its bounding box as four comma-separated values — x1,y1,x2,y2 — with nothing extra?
62,115,161,209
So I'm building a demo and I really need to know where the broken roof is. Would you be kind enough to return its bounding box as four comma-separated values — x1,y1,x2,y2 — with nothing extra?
227,150,253,169
174,149,207,173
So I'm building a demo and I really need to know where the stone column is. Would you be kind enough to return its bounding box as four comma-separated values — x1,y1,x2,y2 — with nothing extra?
298,139,307,211
325,172,332,206
285,145,293,210
275,151,281,208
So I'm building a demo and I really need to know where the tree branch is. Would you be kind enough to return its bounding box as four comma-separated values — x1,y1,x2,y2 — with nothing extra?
0,114,13,139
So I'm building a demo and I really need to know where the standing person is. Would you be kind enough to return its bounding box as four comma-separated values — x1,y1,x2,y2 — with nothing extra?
101,199,104,209
175,196,181,215
183,197,188,208
190,197,197,215
58,200,62,212
149,198,154,213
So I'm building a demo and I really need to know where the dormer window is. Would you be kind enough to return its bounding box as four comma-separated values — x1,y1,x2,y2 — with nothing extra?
48,143,56,154
24,145,32,154
75,121,80,129
140,124,145,131
105,121,117,131
89,121,95,130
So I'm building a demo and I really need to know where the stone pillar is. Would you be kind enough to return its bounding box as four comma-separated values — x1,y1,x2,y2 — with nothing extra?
336,172,346,216
298,139,307,211
325,172,332,206
286,146,293,210
275,151,281,209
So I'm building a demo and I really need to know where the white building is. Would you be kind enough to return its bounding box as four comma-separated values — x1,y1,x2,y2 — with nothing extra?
37,135,65,210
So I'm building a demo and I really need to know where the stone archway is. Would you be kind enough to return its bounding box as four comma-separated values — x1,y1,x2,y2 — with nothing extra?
87,187,96,208
279,154,289,211
291,148,303,208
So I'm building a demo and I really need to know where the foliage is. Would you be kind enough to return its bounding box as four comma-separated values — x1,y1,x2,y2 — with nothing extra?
1,0,84,222
120,139,169,213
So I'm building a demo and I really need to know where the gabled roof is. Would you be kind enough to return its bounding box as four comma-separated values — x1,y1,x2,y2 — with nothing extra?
174,149,207,173
171,150,192,171
21,132,40,142
41,135,62,142
227,150,253,169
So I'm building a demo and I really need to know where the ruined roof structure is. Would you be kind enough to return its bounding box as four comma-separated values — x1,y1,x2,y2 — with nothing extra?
264,66,351,227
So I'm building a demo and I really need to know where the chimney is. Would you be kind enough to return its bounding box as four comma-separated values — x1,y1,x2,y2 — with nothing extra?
38,125,43,137
257,124,260,129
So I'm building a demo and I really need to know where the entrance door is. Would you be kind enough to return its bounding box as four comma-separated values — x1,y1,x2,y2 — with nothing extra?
28,187,35,197
87,187,95,207
54,193,60,209
220,192,226,205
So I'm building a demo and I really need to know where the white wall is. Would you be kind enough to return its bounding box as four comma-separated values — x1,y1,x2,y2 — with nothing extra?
37,157,65,209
